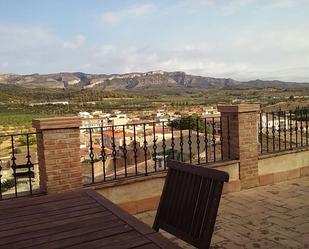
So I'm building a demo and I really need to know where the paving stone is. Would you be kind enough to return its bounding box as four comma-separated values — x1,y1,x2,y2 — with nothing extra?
286,207,309,217
293,222,309,234
267,216,296,228
267,224,302,239
210,234,226,244
245,239,280,249
268,234,304,249
211,240,242,249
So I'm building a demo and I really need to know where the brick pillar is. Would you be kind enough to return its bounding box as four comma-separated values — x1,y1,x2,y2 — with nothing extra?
32,117,82,194
218,104,260,189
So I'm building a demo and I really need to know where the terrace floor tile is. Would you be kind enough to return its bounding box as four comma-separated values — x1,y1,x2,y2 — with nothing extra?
135,176,309,249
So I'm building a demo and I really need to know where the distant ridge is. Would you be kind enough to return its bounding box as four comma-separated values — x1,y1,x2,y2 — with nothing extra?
0,71,308,90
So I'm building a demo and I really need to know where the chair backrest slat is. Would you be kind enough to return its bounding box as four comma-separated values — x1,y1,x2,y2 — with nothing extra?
191,177,212,238
153,160,229,249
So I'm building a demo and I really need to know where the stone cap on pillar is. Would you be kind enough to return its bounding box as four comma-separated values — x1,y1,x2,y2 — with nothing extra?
217,104,260,113
32,116,81,130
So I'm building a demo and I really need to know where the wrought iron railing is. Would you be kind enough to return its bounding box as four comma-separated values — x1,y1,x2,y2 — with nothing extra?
259,108,309,154
0,132,41,200
81,116,231,185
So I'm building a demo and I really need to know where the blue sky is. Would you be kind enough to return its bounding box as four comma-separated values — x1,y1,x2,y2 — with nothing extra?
0,0,309,82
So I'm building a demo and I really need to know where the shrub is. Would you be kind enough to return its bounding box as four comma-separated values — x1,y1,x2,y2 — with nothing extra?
17,135,37,146
1,178,16,191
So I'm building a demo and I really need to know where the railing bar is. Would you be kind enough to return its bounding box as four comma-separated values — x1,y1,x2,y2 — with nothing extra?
220,116,223,161
266,113,269,152
306,109,308,146
180,119,184,162
300,109,303,147
162,122,167,170
259,113,263,154
111,126,117,180
212,117,216,162
278,111,281,151
122,125,128,177
204,118,208,163
295,109,298,148
0,132,41,138
289,110,293,150
100,127,106,181
171,125,175,160
11,135,18,197
133,124,138,175
284,111,287,150
79,121,159,130
26,134,33,195
196,118,200,165
143,124,148,176
88,129,95,184
188,119,192,164
272,112,275,152
152,123,157,172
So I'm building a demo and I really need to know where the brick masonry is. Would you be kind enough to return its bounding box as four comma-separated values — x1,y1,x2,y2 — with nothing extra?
218,104,260,189
33,117,83,194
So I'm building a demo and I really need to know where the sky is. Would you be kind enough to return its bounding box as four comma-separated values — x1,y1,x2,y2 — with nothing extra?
0,0,309,82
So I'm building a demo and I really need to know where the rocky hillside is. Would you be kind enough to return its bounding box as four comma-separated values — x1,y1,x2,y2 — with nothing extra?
241,79,309,89
0,71,307,90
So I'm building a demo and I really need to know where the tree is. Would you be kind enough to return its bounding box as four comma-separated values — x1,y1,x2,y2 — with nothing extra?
168,114,206,133
17,135,37,146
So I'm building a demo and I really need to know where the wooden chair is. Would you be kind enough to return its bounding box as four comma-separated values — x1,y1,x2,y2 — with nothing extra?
153,160,229,249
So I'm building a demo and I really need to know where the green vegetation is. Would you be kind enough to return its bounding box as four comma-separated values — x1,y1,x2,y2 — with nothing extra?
1,178,16,192
17,135,37,146
168,114,207,133
0,111,50,128
0,83,308,130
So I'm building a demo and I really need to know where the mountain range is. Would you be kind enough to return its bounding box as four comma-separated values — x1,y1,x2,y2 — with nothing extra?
0,71,308,90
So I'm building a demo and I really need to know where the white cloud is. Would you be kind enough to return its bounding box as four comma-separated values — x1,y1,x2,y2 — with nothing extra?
0,24,56,56
180,0,307,14
62,35,86,49
82,45,248,79
269,0,299,8
101,3,156,24
0,23,308,82
0,62,9,68
198,0,303,7
0,24,88,73
231,31,309,54
85,27,309,82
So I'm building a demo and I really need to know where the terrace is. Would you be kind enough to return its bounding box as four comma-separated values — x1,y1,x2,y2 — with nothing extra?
0,104,308,248
136,176,309,248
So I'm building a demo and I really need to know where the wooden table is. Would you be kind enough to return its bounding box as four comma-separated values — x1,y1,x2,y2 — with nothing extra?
0,190,180,249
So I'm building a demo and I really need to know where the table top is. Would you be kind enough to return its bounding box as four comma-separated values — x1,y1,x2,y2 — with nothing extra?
0,189,180,249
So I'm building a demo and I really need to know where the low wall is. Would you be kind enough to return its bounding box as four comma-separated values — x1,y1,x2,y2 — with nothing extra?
90,160,240,214
91,149,309,215
94,173,166,214
258,148,309,185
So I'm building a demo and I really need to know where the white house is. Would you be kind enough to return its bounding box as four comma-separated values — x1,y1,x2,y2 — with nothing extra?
260,113,290,130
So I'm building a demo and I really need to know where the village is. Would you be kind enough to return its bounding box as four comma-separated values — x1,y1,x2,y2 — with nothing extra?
78,106,222,183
